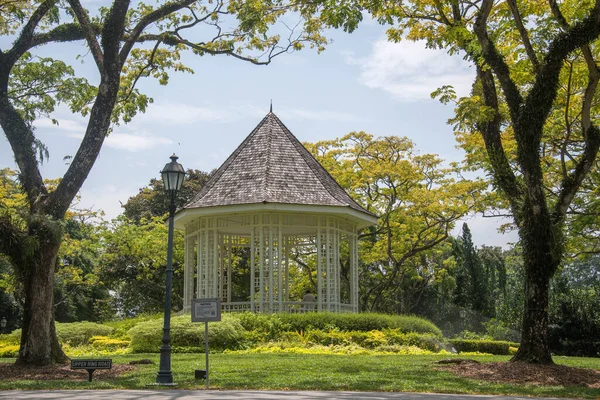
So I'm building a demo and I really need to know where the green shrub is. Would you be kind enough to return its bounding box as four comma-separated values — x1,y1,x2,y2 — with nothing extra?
56,322,114,346
89,336,130,351
0,331,21,345
235,312,441,337
128,314,246,353
449,339,512,355
384,330,444,352
0,344,19,357
103,314,162,339
304,329,352,346
300,328,443,352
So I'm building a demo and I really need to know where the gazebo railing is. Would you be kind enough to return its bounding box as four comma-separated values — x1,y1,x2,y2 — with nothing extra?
215,301,354,313
183,301,356,314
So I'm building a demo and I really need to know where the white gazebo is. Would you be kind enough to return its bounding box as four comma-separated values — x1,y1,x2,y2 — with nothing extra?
175,112,377,313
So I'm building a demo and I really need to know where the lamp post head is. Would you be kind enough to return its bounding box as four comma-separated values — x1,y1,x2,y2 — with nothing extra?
0,317,6,329
161,154,185,193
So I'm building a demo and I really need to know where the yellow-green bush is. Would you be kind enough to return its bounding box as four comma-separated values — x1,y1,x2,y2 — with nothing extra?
300,329,444,351
56,322,114,346
89,336,130,351
0,344,19,358
449,339,512,355
236,312,442,337
128,314,246,353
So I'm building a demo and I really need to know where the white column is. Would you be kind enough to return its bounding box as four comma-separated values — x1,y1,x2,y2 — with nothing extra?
259,223,265,313
213,228,219,298
278,226,283,312
250,228,255,312
227,236,232,303
284,236,289,302
350,229,359,312
268,224,274,313
317,225,323,312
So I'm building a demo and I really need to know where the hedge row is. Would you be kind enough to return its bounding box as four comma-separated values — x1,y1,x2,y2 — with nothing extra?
302,329,444,352
1,322,113,347
128,314,246,353
235,312,442,338
448,339,519,355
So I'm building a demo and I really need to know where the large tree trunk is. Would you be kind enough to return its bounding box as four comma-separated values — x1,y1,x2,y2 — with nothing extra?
15,221,68,366
511,270,553,364
510,201,559,364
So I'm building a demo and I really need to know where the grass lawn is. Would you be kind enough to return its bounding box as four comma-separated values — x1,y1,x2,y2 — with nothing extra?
0,353,599,398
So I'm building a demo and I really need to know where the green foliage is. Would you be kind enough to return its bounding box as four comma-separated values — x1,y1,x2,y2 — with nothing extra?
122,169,212,224
448,339,516,355
0,344,19,357
55,322,114,346
236,312,442,337
89,336,130,351
302,329,443,352
100,216,185,315
229,343,444,356
103,313,162,339
128,314,246,353
306,134,483,313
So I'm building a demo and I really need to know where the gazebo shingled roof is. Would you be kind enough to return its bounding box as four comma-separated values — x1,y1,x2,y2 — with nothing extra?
178,111,377,314
184,112,375,218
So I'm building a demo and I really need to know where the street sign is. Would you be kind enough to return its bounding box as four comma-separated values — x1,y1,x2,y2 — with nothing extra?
191,298,221,389
191,298,221,322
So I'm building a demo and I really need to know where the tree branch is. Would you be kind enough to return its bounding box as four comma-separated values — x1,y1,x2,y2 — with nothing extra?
101,0,130,67
67,0,104,70
119,0,197,63
473,0,524,123
476,65,524,223
6,0,59,64
0,96,47,208
29,23,98,49
506,0,540,72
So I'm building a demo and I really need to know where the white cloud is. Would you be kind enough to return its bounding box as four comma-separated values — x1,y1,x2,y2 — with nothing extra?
137,103,265,125
136,102,363,125
277,107,367,123
76,184,134,221
66,131,172,152
347,39,475,101
105,133,173,152
35,118,86,133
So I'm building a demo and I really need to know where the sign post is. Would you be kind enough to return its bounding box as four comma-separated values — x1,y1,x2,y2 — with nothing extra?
191,298,221,389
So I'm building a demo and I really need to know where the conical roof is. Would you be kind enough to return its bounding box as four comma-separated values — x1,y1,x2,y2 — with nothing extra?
184,112,374,219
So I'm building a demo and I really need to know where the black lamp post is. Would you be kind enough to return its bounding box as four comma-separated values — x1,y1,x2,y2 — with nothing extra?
0,317,6,334
156,154,185,385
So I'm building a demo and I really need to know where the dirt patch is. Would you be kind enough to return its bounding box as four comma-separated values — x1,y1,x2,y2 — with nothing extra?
438,360,600,388
0,362,136,381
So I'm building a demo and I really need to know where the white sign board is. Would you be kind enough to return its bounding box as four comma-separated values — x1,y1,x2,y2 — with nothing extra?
191,298,221,322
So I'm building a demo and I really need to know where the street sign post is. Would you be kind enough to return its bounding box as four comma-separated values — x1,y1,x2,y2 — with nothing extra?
191,298,221,389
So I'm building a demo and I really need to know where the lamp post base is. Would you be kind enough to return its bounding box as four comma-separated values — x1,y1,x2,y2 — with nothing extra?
156,371,174,384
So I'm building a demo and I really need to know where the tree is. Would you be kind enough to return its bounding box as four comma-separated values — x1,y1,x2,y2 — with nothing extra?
100,215,185,315
365,0,600,363
0,0,347,365
306,132,482,312
0,169,107,325
123,169,212,224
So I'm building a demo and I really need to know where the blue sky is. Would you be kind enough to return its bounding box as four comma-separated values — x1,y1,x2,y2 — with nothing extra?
0,14,518,247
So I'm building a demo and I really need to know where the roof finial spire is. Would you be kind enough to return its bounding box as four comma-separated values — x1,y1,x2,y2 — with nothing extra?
270,99,273,113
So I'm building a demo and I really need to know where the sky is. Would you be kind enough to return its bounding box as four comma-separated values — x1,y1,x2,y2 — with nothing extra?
0,9,519,247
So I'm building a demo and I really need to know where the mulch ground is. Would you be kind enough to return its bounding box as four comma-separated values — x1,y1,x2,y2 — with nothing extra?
436,359,600,388
0,362,136,381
